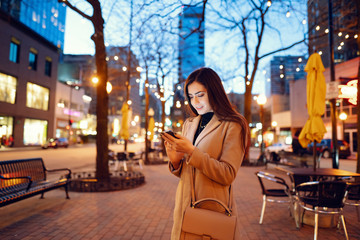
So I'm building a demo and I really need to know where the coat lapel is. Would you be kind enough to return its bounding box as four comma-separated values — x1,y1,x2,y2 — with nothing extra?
185,115,201,144
194,114,221,146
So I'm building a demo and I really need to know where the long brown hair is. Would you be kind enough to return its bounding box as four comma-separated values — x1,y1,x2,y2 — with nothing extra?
184,67,250,156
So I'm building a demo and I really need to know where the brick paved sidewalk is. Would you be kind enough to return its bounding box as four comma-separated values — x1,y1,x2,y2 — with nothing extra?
0,164,359,240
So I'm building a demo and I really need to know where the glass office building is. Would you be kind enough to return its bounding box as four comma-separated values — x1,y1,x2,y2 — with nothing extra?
0,0,66,49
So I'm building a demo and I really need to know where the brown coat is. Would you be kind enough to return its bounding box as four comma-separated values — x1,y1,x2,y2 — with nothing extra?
170,114,245,240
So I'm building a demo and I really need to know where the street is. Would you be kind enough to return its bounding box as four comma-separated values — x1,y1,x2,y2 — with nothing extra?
0,143,357,173
0,142,146,171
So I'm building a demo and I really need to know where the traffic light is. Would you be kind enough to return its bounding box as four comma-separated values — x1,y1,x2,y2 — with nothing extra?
68,119,73,126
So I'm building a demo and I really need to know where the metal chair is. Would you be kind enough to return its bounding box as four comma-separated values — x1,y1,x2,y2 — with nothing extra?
345,181,360,221
128,152,143,169
115,152,128,171
255,171,293,224
295,181,349,240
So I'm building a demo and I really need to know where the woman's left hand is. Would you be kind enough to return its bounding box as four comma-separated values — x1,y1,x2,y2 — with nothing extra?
161,132,195,155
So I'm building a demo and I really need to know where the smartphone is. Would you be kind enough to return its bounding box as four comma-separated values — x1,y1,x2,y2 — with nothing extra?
162,130,179,139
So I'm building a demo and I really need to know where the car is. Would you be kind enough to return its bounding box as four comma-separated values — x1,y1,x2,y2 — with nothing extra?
265,142,293,154
264,143,292,162
307,139,351,159
265,143,292,153
42,138,69,149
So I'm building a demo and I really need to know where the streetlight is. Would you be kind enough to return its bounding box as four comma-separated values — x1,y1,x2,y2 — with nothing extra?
339,112,347,140
271,121,278,143
257,94,267,163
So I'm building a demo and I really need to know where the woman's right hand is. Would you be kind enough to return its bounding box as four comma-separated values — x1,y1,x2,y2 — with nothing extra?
162,133,186,169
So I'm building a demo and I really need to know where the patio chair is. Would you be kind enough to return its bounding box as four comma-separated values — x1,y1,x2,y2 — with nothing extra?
345,181,360,222
295,181,349,240
255,171,294,224
128,152,143,169
115,152,128,171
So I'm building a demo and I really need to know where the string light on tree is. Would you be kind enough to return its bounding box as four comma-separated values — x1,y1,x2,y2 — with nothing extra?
286,10,290,18
325,29,329,34
345,34,349,39
316,25,320,31
267,0,271,7
302,19,306,25
338,32,342,37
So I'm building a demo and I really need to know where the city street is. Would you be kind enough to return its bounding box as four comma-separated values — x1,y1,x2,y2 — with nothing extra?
0,142,146,171
0,143,357,173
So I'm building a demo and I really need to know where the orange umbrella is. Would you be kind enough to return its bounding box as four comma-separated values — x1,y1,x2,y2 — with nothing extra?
299,53,327,170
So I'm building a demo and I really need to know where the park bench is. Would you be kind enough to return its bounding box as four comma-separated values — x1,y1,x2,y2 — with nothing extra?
0,158,71,207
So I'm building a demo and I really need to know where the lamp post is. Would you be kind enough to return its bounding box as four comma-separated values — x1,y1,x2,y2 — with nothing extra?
257,94,267,163
271,121,278,144
339,112,347,140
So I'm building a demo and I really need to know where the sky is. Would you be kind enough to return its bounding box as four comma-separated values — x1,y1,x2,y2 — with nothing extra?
63,1,308,95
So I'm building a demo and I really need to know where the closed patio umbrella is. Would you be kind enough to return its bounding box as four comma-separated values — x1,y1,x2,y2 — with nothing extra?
299,53,327,171
148,117,155,141
120,103,130,141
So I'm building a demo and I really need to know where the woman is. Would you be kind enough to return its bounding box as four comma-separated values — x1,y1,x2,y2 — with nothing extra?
161,67,250,240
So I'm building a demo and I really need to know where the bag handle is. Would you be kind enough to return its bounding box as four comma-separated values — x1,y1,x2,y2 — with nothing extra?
190,167,233,215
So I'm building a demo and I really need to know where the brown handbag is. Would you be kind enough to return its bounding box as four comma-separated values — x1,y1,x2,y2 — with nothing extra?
180,168,237,240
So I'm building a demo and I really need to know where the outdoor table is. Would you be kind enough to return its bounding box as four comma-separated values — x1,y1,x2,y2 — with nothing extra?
289,168,360,181
289,168,360,228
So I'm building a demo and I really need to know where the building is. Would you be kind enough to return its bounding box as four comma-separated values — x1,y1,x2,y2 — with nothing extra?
267,56,307,96
178,5,205,82
0,9,59,147
0,0,66,49
322,57,359,154
307,0,359,68
59,46,142,141
264,55,307,144
172,5,205,128
53,81,91,143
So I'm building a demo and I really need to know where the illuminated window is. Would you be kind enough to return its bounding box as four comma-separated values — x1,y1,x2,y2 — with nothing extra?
28,48,38,70
45,57,52,77
9,37,20,63
26,82,49,110
0,72,17,104
23,118,48,145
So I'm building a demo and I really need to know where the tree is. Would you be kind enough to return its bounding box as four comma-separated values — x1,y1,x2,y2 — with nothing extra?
59,0,109,180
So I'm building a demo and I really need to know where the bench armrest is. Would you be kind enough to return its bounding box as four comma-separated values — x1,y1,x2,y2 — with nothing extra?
0,174,33,191
46,168,72,179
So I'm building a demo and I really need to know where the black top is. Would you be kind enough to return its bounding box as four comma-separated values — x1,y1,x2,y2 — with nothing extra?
193,112,214,144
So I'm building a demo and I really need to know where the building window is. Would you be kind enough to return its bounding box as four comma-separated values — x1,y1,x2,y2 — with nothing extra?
9,37,20,63
28,48,38,70
0,72,17,104
45,57,52,77
23,118,48,146
26,82,49,111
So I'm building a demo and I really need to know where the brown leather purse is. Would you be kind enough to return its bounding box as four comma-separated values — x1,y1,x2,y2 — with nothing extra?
180,168,237,240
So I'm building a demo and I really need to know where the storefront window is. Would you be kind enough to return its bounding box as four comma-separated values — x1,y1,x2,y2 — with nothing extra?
23,118,47,145
0,116,14,147
26,82,49,110
0,73,17,104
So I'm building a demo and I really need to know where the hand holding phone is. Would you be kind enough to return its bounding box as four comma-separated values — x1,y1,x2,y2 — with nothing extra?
162,130,179,139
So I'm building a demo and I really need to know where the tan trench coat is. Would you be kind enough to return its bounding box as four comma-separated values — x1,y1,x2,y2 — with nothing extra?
170,114,245,240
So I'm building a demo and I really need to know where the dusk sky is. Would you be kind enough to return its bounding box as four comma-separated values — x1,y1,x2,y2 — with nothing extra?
63,1,308,95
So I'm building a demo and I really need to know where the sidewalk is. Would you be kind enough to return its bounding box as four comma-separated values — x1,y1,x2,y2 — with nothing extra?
1,163,359,240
